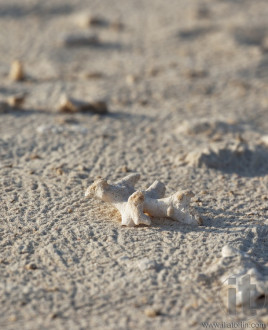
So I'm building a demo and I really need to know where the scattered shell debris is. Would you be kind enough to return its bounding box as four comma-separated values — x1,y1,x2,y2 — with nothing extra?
60,33,99,47
85,173,201,227
206,245,268,309
58,95,108,114
9,60,25,82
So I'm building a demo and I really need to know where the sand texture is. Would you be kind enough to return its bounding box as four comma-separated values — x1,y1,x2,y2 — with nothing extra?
0,0,268,329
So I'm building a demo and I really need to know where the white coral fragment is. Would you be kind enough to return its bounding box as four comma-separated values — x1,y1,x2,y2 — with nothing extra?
85,173,201,227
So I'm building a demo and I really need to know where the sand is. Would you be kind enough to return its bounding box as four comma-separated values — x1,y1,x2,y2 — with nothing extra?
0,0,268,329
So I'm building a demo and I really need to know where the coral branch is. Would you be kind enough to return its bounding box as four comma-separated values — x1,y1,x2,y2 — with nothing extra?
116,173,141,188
85,174,201,227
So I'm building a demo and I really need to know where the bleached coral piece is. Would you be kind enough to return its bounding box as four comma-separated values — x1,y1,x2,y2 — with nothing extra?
85,173,201,227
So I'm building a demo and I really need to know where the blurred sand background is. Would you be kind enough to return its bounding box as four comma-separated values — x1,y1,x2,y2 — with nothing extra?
0,0,268,329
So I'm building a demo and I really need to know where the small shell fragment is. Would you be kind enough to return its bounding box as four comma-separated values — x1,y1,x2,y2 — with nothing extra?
126,74,138,85
9,60,24,81
7,93,26,107
58,95,108,114
25,263,37,270
74,12,108,28
144,307,160,317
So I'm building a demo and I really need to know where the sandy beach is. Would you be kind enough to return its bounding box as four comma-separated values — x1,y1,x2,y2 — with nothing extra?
0,0,268,329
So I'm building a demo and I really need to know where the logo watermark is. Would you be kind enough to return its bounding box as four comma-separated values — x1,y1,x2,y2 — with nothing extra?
201,321,266,328
218,273,266,321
